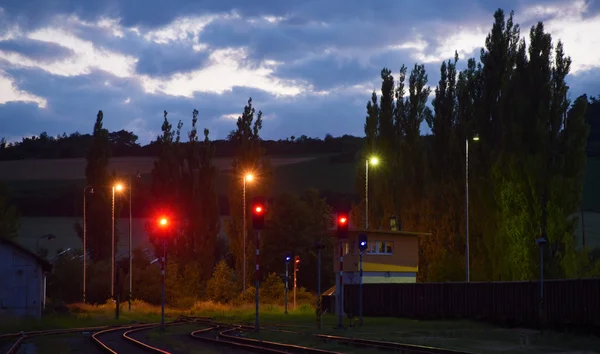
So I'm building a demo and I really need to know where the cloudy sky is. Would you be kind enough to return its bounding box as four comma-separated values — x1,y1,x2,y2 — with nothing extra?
1,0,599,144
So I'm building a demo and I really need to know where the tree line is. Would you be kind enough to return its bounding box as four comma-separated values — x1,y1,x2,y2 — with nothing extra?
353,9,599,282
57,98,334,305
0,129,364,160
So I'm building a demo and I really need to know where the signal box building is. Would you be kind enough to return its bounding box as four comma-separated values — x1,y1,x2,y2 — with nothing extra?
329,229,427,316
333,229,422,284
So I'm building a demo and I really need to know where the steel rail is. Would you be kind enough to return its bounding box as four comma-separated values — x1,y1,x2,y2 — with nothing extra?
4,325,119,354
315,333,475,354
190,325,341,354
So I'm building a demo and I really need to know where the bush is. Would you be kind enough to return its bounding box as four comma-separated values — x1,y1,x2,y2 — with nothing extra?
237,286,256,304
295,286,315,306
260,273,285,304
206,260,238,304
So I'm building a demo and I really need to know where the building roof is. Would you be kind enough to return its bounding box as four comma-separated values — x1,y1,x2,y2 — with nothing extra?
0,237,53,272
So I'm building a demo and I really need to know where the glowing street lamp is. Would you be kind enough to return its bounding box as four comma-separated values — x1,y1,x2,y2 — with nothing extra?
365,156,379,229
465,133,480,282
242,172,254,294
111,182,124,299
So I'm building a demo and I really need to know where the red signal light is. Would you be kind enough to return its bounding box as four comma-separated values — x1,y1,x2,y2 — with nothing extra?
337,213,349,238
158,217,168,227
255,206,263,214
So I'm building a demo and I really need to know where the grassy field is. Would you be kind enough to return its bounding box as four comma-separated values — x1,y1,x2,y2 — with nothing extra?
2,301,600,354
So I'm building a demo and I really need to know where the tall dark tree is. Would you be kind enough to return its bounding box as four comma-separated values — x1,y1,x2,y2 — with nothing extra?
261,189,333,292
84,111,113,262
227,97,272,288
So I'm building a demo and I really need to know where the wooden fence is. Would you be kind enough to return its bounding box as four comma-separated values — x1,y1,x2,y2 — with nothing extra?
335,279,600,330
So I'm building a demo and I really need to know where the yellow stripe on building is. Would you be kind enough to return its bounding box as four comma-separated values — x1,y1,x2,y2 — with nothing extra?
362,263,418,272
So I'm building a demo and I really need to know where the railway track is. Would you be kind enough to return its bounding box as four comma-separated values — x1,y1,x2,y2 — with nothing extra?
3,316,476,354
315,333,475,354
92,317,212,353
2,325,116,354
191,325,342,353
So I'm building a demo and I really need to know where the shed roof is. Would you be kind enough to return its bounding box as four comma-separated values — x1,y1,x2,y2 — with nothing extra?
0,237,53,272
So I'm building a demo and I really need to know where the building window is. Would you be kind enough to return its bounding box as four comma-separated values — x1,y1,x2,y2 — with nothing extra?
366,241,393,255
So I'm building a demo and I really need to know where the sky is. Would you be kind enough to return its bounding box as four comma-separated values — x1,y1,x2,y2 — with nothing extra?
0,0,599,145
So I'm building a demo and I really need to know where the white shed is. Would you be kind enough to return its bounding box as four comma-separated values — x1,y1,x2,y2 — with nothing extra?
0,237,53,319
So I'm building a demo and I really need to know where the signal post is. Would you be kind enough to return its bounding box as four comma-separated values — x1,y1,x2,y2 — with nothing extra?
336,212,349,329
251,196,266,332
156,216,170,331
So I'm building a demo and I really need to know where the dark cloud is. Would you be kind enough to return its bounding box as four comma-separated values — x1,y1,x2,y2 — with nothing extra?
0,0,598,144
0,101,69,138
134,43,211,77
273,55,377,91
0,38,74,61
567,69,600,100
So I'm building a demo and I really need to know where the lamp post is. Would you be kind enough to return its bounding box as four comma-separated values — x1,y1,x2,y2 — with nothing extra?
242,173,254,295
465,134,479,282
112,183,124,300
82,186,94,303
365,156,379,230
36,234,56,255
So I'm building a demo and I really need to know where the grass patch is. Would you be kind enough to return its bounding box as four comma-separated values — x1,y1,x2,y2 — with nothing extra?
24,333,99,354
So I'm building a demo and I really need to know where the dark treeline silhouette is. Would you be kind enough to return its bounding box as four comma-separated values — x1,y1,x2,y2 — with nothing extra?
0,130,366,160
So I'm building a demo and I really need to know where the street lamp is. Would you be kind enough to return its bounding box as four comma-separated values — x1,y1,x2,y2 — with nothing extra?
242,172,254,295
112,182,124,300
36,234,56,254
465,133,479,282
365,156,379,229
82,186,93,303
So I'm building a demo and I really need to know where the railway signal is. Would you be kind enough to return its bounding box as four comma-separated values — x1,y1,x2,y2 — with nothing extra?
337,213,349,239
251,196,266,230
293,255,300,310
358,233,368,326
156,215,171,331
285,253,291,314
336,211,349,328
250,196,266,331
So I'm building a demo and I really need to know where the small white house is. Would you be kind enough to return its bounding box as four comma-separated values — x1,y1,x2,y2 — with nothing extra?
0,237,53,319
